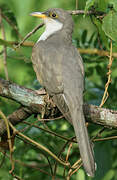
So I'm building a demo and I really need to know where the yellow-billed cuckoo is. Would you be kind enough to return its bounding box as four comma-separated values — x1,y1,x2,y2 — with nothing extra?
30,8,95,177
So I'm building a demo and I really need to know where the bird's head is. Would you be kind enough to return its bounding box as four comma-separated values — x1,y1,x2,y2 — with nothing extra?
30,8,74,38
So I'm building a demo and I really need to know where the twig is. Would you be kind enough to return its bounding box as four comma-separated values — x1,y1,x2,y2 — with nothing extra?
17,23,44,47
63,142,73,178
1,38,117,58
76,0,78,10
1,12,22,39
15,159,51,176
94,135,117,142
0,151,6,168
0,110,14,173
14,134,53,176
66,143,72,162
46,157,54,176
68,10,105,16
10,172,23,180
0,38,34,47
0,9,9,80
53,138,74,177
0,149,52,177
23,121,75,142
0,150,23,180
100,40,113,107
78,48,117,58
14,10,104,48
37,115,64,121
67,158,82,179
8,121,70,167
67,163,83,179
92,127,105,141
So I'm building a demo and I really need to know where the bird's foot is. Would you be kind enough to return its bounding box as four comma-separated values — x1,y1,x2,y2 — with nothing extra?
45,94,56,107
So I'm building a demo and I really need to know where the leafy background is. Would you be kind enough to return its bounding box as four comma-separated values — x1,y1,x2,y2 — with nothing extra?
0,0,117,179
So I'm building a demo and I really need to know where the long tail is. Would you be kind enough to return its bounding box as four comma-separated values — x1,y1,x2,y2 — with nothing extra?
71,106,95,177
52,94,95,176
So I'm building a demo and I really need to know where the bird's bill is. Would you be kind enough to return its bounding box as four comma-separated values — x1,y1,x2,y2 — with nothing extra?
30,12,47,19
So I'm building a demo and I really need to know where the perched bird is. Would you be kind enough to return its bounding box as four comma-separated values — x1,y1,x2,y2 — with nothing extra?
31,8,95,176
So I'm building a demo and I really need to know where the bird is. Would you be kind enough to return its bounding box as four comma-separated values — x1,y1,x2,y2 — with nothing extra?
30,8,95,177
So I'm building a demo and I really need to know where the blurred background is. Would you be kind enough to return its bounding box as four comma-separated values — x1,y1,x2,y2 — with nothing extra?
0,0,117,179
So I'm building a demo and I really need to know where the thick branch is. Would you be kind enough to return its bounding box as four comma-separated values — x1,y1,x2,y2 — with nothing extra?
83,104,117,128
0,78,117,137
0,107,32,136
0,78,44,113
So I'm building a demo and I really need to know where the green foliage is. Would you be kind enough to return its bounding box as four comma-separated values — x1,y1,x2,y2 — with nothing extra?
0,0,117,180
102,11,117,41
92,16,109,49
85,0,117,12
85,0,95,12
108,0,117,11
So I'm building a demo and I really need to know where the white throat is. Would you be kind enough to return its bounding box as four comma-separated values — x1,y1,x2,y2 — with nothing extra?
37,18,63,42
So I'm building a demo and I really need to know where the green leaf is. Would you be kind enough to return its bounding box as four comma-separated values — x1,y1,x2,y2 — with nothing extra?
102,11,117,41
0,3,18,27
102,169,115,180
85,0,117,13
76,169,85,180
92,16,109,49
85,0,96,12
108,0,117,11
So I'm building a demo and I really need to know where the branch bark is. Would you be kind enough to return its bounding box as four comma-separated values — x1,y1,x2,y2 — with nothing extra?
68,10,104,16
0,78,44,112
0,78,117,137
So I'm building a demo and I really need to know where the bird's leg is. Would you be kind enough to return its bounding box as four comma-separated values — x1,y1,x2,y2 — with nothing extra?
41,106,46,119
35,88,47,118
40,93,56,119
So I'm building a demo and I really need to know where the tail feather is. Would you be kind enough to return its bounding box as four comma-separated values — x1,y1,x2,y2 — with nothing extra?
52,94,95,176
71,107,95,177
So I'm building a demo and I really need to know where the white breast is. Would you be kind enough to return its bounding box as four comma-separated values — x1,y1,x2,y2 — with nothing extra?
37,18,63,42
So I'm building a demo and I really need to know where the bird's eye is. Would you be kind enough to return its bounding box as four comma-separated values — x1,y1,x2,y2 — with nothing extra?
50,12,57,18
52,13,56,17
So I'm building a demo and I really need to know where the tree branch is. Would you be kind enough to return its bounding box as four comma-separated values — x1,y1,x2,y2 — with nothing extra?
0,107,32,136
0,78,44,112
0,78,117,137
1,39,117,58
68,10,104,16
